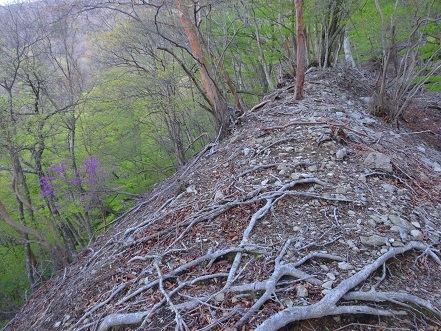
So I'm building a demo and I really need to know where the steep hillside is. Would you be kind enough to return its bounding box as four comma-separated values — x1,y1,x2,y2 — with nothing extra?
4,68,441,331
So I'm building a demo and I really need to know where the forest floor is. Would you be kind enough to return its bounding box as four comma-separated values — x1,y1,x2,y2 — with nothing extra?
4,67,441,331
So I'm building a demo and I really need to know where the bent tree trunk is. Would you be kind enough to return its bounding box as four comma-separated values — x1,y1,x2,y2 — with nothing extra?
175,0,229,136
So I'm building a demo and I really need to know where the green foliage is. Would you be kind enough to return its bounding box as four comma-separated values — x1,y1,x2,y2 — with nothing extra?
0,244,28,327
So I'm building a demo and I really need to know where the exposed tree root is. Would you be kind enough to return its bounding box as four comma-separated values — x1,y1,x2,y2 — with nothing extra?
95,229,440,331
255,241,441,331
79,174,440,331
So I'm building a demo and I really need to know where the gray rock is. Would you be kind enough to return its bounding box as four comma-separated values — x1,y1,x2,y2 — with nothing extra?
338,262,355,270
390,226,409,242
214,292,225,302
335,147,347,160
391,240,405,247
320,264,330,272
360,96,373,105
186,185,198,194
361,117,376,125
388,214,414,232
410,229,424,241
322,280,334,289
348,111,362,120
381,183,396,193
336,187,347,194
214,190,225,201
296,285,309,298
364,152,392,172
360,235,388,246
327,272,336,280
411,221,421,229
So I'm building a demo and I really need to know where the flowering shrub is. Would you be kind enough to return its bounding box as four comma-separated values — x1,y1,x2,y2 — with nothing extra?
40,156,112,214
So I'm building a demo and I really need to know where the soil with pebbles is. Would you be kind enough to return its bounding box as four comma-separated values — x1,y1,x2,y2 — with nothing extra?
5,68,441,331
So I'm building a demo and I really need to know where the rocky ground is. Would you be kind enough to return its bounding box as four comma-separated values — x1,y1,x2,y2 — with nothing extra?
4,68,441,331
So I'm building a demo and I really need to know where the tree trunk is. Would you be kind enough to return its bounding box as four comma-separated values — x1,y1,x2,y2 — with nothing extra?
294,0,305,100
343,28,356,68
175,0,228,135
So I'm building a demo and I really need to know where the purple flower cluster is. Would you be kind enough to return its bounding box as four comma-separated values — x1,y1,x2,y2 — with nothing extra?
40,156,112,213
40,176,55,198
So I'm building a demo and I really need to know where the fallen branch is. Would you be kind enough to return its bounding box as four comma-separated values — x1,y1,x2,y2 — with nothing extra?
250,99,271,112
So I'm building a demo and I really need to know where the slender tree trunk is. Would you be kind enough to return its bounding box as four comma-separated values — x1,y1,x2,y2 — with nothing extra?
294,0,305,100
251,10,275,91
343,28,356,68
175,0,228,134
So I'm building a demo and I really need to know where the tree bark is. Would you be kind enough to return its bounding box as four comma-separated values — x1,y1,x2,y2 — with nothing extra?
175,0,228,134
343,28,356,68
294,0,305,100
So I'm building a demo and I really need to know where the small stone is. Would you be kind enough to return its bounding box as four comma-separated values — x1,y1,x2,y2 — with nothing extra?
390,226,409,241
320,264,329,272
281,298,294,308
347,210,356,216
293,226,302,232
214,292,225,302
367,219,377,227
362,117,376,125
296,285,309,298
186,185,197,194
336,187,346,194
360,96,373,105
364,152,392,172
322,280,334,289
308,164,318,172
388,215,414,231
327,273,336,280
346,240,357,249
54,322,61,328
243,148,251,156
338,262,355,270
392,240,405,247
335,147,347,160
277,164,289,171
411,221,421,229
410,229,424,241
381,183,396,193
214,190,225,201
360,235,388,246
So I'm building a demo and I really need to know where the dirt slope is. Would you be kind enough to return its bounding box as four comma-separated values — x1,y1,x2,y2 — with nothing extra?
4,68,441,331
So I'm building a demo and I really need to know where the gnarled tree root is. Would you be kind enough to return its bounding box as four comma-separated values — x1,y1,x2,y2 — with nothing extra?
255,241,441,331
